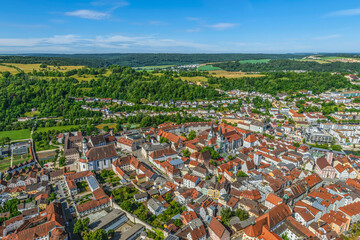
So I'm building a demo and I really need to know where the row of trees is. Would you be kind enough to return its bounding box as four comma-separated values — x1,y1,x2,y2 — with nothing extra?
214,59,360,73
207,72,354,95
0,54,298,68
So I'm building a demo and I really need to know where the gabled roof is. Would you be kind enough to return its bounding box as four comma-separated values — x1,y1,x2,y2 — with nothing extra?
209,217,229,239
256,203,292,229
316,156,330,170
265,193,282,206
85,144,117,162
244,134,258,143
241,189,261,200
304,173,322,188
117,137,134,146
149,148,177,159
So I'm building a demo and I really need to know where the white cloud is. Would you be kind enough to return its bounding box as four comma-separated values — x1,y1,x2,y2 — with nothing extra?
0,34,214,53
0,35,79,47
186,17,201,21
186,28,202,33
65,9,109,20
206,23,238,30
313,34,342,40
326,8,360,17
148,20,166,26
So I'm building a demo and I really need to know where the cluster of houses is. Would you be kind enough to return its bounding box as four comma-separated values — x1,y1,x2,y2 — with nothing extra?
50,120,360,239
0,164,67,239
65,170,111,217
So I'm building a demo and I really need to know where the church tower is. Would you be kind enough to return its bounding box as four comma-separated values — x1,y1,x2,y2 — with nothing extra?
208,124,215,140
82,137,88,154
216,126,224,153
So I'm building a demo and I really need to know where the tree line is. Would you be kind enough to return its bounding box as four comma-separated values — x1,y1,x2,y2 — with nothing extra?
214,59,360,73
207,72,355,95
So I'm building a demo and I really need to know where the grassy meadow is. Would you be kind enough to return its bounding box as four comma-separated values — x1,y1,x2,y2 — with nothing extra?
0,129,31,141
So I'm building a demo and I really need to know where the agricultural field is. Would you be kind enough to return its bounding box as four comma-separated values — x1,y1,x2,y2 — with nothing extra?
297,59,330,64
238,59,271,64
180,76,208,82
300,56,360,64
3,63,84,73
198,65,222,71
35,125,80,133
208,70,264,78
96,123,117,129
0,64,18,74
0,129,31,141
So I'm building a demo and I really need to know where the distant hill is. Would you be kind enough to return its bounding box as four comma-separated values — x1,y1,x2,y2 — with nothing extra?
0,53,307,67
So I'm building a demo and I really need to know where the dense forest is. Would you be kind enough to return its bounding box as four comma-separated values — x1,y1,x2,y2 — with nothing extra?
2,60,360,131
0,66,219,130
81,66,219,101
214,59,360,73
208,72,355,95
0,54,303,67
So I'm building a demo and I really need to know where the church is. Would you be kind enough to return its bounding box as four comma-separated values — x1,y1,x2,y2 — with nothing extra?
78,137,118,171
206,124,243,155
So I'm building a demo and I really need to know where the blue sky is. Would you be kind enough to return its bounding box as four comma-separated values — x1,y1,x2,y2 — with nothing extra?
1,0,360,53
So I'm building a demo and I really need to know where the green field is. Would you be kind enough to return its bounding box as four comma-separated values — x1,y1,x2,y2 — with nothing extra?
35,125,80,133
320,56,348,60
35,141,58,151
0,129,31,141
239,59,271,64
198,65,222,71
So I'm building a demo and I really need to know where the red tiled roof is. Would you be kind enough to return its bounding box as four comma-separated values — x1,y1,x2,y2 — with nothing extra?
241,189,261,200
117,137,134,147
149,148,177,159
305,173,322,187
181,211,198,224
265,193,282,206
244,134,258,143
209,217,228,239
77,197,110,213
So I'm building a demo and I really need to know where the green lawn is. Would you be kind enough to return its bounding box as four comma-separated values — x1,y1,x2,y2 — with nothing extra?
35,141,58,151
198,65,222,71
0,129,31,141
35,125,80,133
239,59,271,64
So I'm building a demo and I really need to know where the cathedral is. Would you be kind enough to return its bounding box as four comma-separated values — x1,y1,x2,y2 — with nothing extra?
207,125,230,155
